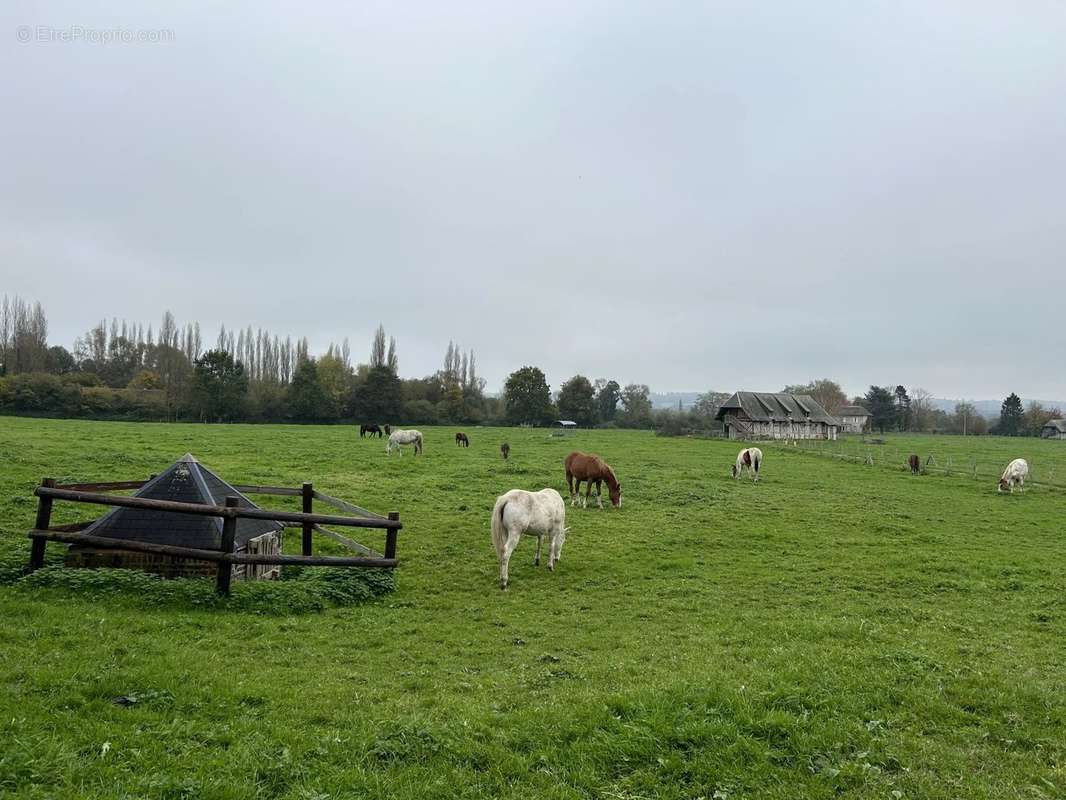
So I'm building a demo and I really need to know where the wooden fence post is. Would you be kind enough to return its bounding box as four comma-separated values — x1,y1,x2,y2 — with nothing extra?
27,478,56,572
302,482,313,556
385,512,399,559
215,496,239,596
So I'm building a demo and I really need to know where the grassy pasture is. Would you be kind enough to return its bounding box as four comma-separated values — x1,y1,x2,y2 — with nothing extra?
774,433,1066,487
0,417,1063,799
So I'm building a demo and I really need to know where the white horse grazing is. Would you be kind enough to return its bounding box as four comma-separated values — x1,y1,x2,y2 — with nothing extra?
732,447,762,482
998,458,1028,493
386,429,423,456
490,488,568,590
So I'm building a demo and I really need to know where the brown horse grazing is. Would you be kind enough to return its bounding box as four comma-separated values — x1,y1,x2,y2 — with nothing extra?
501,442,510,460
455,432,470,447
565,451,621,509
908,454,920,474
384,424,391,436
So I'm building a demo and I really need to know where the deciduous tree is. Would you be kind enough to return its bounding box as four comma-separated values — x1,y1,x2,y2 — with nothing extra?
619,383,653,429
503,366,553,425
557,375,597,426
192,349,248,422
595,379,621,422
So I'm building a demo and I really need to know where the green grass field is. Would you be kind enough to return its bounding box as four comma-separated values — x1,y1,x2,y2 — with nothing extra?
0,418,1063,799
775,432,1066,487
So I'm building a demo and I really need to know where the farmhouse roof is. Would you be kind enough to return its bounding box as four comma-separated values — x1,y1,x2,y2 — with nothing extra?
836,405,872,417
1043,419,1066,432
82,453,282,550
715,392,840,425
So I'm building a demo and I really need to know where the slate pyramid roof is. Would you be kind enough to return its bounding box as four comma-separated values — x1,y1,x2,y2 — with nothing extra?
82,454,283,550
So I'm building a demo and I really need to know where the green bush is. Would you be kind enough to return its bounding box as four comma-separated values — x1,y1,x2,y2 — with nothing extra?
0,373,81,414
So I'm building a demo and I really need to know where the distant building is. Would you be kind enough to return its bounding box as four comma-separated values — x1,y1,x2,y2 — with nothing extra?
836,404,873,434
715,392,840,440
1041,419,1066,440
551,420,577,437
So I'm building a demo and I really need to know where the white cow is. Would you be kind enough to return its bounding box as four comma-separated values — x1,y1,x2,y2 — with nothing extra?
490,488,568,590
386,429,423,456
998,458,1029,493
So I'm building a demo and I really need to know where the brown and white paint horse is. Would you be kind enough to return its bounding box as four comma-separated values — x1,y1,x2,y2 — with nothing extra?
732,447,762,482
998,458,1028,493
455,432,470,447
564,451,621,509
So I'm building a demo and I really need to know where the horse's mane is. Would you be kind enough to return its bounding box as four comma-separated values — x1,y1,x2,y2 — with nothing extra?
602,463,619,488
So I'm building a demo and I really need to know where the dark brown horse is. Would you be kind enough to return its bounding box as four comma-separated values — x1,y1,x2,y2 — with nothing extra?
360,424,383,438
455,432,470,447
500,442,510,460
564,451,621,509
908,454,920,474
384,424,391,436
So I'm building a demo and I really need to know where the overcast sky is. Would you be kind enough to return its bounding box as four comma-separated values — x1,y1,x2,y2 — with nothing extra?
3,1,1065,399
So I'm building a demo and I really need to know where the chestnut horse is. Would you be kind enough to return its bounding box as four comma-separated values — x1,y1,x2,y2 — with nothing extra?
564,451,621,509
908,454,920,474
455,432,470,447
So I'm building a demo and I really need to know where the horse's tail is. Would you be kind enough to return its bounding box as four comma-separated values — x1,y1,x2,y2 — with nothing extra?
752,450,761,472
491,495,509,556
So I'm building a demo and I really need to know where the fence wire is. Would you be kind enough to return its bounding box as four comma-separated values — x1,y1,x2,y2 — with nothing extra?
763,437,1063,489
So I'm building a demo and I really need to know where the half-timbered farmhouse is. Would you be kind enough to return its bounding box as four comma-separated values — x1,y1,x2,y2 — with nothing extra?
1041,419,1066,440
836,404,873,433
715,392,841,440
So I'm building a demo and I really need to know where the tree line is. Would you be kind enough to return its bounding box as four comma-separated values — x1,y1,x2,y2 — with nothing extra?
0,296,634,427
1,296,1060,435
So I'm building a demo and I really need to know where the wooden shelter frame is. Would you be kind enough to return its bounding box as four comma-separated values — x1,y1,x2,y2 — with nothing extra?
25,476,401,596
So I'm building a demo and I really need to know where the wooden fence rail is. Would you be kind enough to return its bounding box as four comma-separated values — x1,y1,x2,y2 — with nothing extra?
33,486,402,529
26,477,402,596
26,530,398,568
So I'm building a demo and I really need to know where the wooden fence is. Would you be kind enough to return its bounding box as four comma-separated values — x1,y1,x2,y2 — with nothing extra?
25,478,402,595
